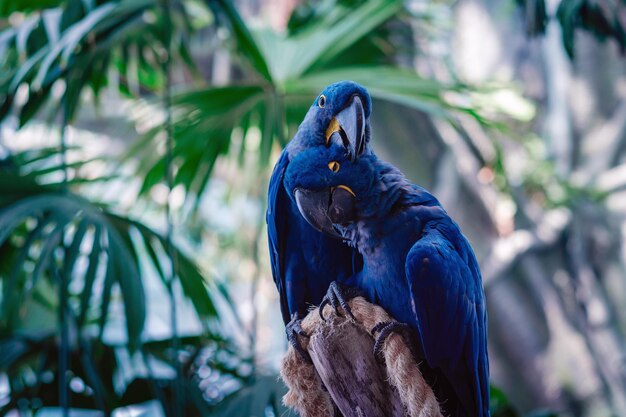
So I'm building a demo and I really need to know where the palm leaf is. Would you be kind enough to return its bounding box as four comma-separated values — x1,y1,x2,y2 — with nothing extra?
253,0,402,82
0,193,145,350
0,0,65,17
0,0,195,125
0,149,228,351
134,63,496,205
210,0,272,82
131,85,264,197
286,66,463,118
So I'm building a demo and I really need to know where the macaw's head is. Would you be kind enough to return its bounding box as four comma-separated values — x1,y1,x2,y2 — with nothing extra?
289,81,373,161
284,143,406,241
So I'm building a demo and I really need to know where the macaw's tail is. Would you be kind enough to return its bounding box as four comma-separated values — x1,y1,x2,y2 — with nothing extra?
419,366,468,417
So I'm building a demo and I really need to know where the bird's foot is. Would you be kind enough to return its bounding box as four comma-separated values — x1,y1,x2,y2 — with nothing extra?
319,281,363,321
286,312,311,363
371,321,419,360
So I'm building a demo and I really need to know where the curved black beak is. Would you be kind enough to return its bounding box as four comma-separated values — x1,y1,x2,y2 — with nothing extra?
327,96,366,161
294,187,356,239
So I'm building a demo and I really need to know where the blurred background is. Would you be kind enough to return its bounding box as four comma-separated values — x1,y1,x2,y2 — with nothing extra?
0,0,625,416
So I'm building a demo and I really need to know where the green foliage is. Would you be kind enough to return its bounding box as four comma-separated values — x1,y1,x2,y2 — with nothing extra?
526,411,560,417
1,192,148,349
0,0,64,17
0,148,243,413
515,0,548,35
490,384,521,417
132,85,267,202
556,0,626,58
0,0,501,209
490,384,563,417
519,135,609,208
253,0,402,82
0,149,222,346
0,2,268,413
132,0,488,206
206,375,289,417
0,332,252,415
0,0,573,414
515,0,626,58
0,0,193,126
0,333,120,413
209,0,272,82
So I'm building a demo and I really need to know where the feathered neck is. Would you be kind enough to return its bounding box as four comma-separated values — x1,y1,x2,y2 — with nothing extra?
341,159,438,251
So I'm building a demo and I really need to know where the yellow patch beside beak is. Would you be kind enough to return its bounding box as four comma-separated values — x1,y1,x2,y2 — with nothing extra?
336,184,356,197
325,117,341,145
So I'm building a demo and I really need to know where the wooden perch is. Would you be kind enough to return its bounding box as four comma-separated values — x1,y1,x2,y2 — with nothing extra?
280,297,443,417
309,316,406,416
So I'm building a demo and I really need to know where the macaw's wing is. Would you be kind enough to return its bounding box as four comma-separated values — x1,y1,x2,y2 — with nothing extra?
266,150,362,326
266,150,292,324
405,223,490,417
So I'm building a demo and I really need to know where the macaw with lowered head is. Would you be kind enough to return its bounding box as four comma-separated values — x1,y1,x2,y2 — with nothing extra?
266,81,372,354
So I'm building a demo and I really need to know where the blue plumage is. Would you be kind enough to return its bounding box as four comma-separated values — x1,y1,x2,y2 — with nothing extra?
273,82,491,417
266,81,370,324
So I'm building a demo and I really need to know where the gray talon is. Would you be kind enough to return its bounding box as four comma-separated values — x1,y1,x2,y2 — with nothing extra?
287,312,312,363
372,321,419,360
319,281,362,321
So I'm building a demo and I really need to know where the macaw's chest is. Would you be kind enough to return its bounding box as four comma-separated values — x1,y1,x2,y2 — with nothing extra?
355,239,418,327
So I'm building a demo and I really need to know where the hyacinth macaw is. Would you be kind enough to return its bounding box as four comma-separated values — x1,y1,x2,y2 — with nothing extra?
277,84,490,417
266,81,371,350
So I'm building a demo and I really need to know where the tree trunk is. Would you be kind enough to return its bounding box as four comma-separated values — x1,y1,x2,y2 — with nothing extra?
280,297,442,417
308,317,406,417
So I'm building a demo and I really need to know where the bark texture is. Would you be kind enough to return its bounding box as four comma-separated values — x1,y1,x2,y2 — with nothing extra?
280,297,442,417
309,317,406,417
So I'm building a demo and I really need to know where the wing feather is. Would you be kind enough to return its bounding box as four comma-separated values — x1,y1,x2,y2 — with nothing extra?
266,150,361,325
406,225,489,417
266,150,291,324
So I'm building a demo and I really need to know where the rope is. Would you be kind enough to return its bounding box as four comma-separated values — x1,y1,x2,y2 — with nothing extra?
280,297,443,417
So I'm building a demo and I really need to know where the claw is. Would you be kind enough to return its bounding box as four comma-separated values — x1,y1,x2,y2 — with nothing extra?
328,288,341,316
287,312,312,363
319,281,361,321
289,335,311,363
371,321,389,335
319,298,330,320
371,321,419,360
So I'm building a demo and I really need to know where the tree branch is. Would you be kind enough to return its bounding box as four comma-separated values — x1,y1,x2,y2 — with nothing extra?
309,317,406,417
281,297,442,417
482,208,571,286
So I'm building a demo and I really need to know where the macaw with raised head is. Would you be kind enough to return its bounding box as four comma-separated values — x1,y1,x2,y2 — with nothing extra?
266,81,372,354
279,85,490,417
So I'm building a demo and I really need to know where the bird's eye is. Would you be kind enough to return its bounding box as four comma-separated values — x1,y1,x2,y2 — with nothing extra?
318,95,326,108
328,161,340,172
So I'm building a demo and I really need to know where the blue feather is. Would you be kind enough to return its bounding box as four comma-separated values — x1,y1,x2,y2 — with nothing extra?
267,81,369,324
271,82,490,417
281,140,491,417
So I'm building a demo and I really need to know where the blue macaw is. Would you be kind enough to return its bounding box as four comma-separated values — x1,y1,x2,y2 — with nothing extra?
266,81,371,352
279,84,490,417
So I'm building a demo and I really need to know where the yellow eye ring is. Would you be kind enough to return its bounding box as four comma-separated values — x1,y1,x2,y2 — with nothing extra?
328,161,340,172
318,94,326,108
